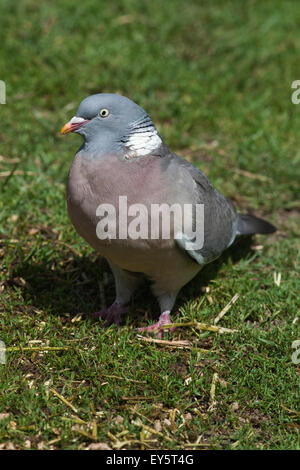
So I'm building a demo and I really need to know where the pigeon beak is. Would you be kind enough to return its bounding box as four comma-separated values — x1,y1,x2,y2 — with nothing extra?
61,116,89,134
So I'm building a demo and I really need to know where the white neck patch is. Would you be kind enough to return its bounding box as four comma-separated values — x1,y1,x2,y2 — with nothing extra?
124,129,162,157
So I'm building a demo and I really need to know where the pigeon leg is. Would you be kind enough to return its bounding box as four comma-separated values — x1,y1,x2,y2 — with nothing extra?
138,311,175,339
89,301,129,326
88,262,140,326
138,290,178,338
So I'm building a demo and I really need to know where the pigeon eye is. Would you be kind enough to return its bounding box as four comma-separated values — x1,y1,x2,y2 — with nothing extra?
99,108,110,118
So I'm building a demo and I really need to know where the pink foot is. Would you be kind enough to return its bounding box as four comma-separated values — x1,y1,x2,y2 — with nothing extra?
138,311,175,339
88,302,128,326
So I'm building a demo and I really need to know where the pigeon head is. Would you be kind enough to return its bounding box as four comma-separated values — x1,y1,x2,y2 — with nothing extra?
61,93,162,157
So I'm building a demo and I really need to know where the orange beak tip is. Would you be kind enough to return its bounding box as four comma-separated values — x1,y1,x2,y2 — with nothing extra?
61,123,72,135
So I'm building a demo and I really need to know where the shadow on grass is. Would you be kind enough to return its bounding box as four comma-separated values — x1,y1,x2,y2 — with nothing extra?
11,237,254,325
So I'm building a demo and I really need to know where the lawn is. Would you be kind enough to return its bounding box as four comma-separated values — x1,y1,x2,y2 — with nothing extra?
0,0,299,450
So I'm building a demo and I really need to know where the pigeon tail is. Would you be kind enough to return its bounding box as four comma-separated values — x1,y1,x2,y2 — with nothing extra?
237,214,277,235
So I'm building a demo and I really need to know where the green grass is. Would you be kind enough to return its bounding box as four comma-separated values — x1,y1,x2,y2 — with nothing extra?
0,0,299,450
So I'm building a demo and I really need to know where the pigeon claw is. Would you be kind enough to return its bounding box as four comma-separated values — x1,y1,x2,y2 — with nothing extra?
138,311,175,339
88,302,129,327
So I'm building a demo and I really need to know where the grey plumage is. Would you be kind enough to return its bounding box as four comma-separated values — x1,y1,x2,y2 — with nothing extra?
61,93,276,334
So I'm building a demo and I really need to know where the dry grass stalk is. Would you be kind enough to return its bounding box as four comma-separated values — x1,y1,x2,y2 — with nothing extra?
0,170,35,177
160,322,237,334
208,372,218,412
6,346,69,352
49,388,78,413
137,335,192,348
214,293,239,324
